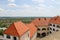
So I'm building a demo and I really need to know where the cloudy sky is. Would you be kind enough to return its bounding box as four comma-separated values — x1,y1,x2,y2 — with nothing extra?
0,0,60,17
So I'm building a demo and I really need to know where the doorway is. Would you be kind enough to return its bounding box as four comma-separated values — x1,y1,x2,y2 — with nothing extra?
41,32,46,37
13,37,17,40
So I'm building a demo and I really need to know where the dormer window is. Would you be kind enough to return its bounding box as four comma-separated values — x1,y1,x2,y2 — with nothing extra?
48,24,52,26
39,18,40,20
44,18,46,20
37,28,40,31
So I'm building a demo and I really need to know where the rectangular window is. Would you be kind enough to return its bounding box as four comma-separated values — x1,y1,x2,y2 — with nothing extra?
57,25,60,28
6,35,10,39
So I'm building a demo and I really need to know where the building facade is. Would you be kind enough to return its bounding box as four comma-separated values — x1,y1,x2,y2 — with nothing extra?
32,18,51,38
48,16,60,34
3,21,30,40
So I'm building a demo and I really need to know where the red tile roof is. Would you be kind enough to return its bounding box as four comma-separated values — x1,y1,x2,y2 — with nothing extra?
49,16,60,24
32,18,51,27
27,23,37,38
4,21,29,37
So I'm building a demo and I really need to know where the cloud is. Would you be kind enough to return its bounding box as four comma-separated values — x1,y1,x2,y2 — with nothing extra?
8,0,15,2
38,4,46,7
51,0,55,1
0,4,58,17
0,8,5,13
0,6,59,17
7,3,17,7
19,4,32,9
48,5,54,8
0,0,60,17
32,0,45,3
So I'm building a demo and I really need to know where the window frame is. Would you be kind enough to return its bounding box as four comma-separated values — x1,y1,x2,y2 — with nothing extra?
48,24,52,26
50,31,52,34
53,28,55,31
13,37,17,40
6,35,10,39
37,33,40,37
42,28,46,30
47,28,49,30
37,28,40,31
50,28,52,30
57,25,60,28
53,24,55,27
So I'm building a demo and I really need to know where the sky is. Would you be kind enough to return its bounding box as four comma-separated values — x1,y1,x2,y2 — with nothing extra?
0,0,60,17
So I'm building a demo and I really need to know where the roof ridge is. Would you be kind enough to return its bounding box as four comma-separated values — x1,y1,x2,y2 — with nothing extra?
13,23,20,36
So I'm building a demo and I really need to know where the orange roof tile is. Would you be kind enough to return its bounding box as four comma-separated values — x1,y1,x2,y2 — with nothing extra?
49,16,60,24
4,21,29,37
27,23,37,38
32,18,51,27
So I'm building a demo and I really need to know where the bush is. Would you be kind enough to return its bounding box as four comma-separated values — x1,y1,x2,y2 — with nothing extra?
0,29,3,35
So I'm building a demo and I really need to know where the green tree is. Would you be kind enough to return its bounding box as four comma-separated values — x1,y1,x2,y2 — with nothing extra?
0,29,3,35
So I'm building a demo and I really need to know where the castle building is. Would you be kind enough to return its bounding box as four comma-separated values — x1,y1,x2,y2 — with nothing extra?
3,21,29,40
27,23,37,40
48,16,60,34
3,16,60,40
32,18,51,38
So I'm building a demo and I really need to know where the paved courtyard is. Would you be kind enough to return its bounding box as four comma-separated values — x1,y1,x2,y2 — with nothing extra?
0,36,4,40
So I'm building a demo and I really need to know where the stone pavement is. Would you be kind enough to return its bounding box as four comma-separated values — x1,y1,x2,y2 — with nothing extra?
0,36,4,40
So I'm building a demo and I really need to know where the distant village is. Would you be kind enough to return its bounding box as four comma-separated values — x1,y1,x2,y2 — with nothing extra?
0,16,60,40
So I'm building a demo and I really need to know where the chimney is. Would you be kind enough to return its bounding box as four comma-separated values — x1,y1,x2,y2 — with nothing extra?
38,18,40,20
44,18,46,20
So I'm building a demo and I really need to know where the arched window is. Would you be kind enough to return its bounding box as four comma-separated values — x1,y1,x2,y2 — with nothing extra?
53,28,55,31
47,32,49,35
37,33,40,37
50,31,51,33
57,25,60,28
41,32,46,37
53,24,55,27
50,28,52,30
37,28,40,31
42,28,46,30
47,28,49,30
